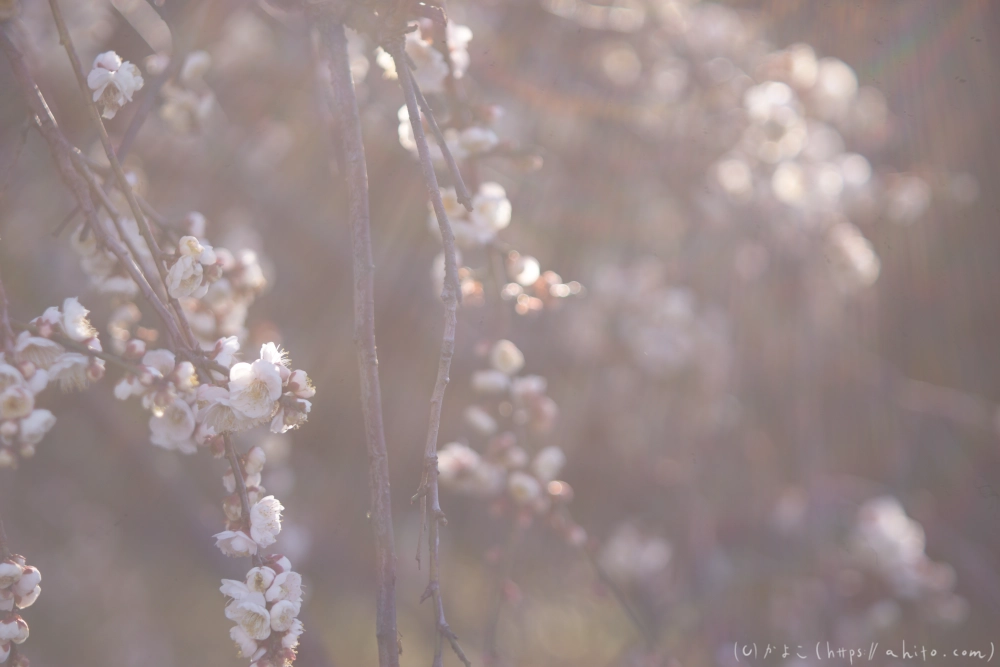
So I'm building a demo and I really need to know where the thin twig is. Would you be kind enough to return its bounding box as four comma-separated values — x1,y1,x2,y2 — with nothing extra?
410,80,472,210
10,319,136,373
0,24,187,351
48,0,177,290
224,433,265,569
0,118,31,208
320,17,400,667
389,38,469,667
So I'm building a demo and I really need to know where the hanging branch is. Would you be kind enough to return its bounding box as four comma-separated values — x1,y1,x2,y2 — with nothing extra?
387,36,470,667
409,72,473,211
0,271,15,356
319,15,400,667
0,25,188,352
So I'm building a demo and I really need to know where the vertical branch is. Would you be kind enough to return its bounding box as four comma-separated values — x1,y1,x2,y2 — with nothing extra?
0,270,15,355
388,39,469,667
224,433,265,568
0,510,10,561
320,18,400,667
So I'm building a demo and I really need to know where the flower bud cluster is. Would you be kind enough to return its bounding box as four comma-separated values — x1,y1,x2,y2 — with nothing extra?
221,555,304,666
438,340,577,537
0,554,41,663
115,346,210,454
182,245,268,344
1,299,105,466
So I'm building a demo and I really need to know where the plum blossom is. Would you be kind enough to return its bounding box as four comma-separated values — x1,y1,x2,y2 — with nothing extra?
214,529,258,557
228,345,284,419
249,495,283,548
87,51,144,119
166,236,219,299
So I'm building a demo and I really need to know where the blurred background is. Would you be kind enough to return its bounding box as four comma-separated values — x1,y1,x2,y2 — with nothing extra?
1,0,999,665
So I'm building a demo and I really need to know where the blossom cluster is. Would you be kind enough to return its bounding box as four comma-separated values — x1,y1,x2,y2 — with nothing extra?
850,496,966,621
0,554,41,663
221,555,304,666
214,450,279,558
436,340,583,543
376,20,472,94
1,298,105,466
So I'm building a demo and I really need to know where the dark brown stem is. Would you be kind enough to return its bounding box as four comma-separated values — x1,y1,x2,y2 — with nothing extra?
389,39,469,667
0,270,15,355
321,18,399,667
224,433,265,569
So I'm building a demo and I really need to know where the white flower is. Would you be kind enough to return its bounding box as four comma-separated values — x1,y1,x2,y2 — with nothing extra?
471,369,510,394
149,398,197,454
269,599,300,632
471,183,512,232
198,385,253,434
180,50,211,85
225,592,271,640
11,568,39,599
48,353,98,391
166,255,208,299
61,297,98,342
460,126,499,154
0,588,13,612
245,566,275,593
178,235,217,265
87,51,144,119
13,332,63,370
214,529,258,557
0,385,33,420
249,495,283,548
230,624,258,658
531,446,566,483
464,405,498,436
282,618,305,649
228,355,283,420
220,578,252,600
265,570,302,605
213,336,241,368
0,561,23,588
15,585,40,609
508,471,541,504
287,369,315,399
19,410,56,446
0,639,9,662
0,365,24,393
490,339,524,375
269,398,311,434
0,615,24,643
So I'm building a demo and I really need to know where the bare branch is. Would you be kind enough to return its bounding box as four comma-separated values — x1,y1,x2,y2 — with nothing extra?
410,79,473,211
320,17,400,667
388,37,469,667
0,270,15,356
